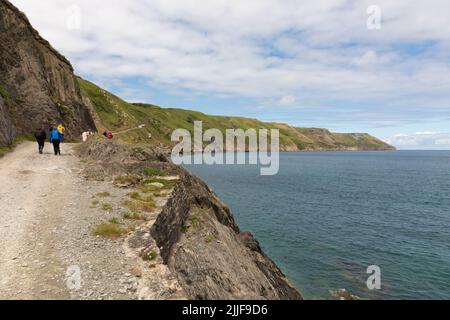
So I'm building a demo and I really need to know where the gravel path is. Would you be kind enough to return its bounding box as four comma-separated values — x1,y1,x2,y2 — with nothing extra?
0,142,184,300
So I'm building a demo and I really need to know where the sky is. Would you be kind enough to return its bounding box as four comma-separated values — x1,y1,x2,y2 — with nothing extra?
9,0,450,150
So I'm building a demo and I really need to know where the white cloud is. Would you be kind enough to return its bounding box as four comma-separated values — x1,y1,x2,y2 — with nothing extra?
279,95,297,106
386,132,450,150
352,50,378,67
8,0,450,111
435,138,450,145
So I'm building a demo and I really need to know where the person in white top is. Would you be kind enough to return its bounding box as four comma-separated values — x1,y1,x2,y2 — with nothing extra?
82,129,95,142
82,131,89,142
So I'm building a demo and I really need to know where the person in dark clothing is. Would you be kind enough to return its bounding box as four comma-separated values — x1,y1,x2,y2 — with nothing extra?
34,128,47,154
49,127,64,155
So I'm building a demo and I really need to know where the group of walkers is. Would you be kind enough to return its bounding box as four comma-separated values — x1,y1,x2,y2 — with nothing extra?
34,124,108,155
34,124,65,156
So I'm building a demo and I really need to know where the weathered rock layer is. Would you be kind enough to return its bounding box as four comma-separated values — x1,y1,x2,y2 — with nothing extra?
0,0,96,146
79,138,302,300
151,173,303,300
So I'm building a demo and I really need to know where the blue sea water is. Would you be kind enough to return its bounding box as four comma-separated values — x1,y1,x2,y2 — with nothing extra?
184,151,450,299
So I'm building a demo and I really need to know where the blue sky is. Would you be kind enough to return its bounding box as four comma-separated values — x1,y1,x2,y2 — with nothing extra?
10,0,450,149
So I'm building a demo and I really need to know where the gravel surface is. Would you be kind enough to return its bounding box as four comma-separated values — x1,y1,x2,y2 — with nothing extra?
0,142,185,300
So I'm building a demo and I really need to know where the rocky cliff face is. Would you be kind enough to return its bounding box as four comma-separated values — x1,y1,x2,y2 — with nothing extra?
78,138,302,300
151,173,303,300
0,0,96,146
0,95,15,145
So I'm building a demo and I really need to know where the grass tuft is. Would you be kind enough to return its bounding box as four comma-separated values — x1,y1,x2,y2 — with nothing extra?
122,199,155,212
204,234,215,243
93,222,131,238
101,203,113,211
142,250,157,261
113,175,139,186
128,192,155,203
143,167,166,177
123,212,145,220
108,217,120,224
96,192,111,198
129,192,141,200
139,184,160,194
0,85,10,106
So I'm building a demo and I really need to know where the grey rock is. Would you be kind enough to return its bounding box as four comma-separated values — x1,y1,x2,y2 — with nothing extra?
151,172,303,300
79,138,303,300
0,0,96,146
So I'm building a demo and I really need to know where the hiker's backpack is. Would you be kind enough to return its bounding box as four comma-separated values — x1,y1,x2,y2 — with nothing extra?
50,129,61,141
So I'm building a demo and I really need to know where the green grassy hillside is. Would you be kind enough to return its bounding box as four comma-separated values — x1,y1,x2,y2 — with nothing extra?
78,78,394,151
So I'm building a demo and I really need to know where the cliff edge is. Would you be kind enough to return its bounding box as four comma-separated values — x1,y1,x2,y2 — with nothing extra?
151,172,302,299
78,138,303,300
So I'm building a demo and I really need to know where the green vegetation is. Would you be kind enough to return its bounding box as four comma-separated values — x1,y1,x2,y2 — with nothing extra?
108,217,120,224
95,192,111,198
132,147,144,153
129,191,155,203
78,77,394,151
113,175,138,186
143,167,166,177
123,212,145,220
204,234,215,243
0,134,35,158
152,190,161,197
101,203,113,211
139,184,160,194
0,147,10,157
122,199,155,212
122,200,140,212
129,191,141,200
122,212,131,219
143,250,157,261
0,85,10,106
93,221,131,238
189,213,200,229
182,209,204,234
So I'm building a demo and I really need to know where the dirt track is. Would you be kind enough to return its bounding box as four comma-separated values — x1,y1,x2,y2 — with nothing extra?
0,141,183,300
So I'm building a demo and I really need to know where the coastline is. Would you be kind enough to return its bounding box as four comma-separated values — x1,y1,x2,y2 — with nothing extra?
184,150,450,299
79,138,303,300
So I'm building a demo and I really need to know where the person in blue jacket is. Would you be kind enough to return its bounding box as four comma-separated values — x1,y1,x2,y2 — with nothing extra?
49,127,64,155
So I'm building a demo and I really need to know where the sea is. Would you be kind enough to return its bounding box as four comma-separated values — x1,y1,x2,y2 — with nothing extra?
184,151,450,299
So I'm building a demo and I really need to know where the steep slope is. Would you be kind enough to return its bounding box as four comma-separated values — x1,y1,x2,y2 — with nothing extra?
151,171,303,299
0,0,96,146
78,138,303,300
78,78,394,151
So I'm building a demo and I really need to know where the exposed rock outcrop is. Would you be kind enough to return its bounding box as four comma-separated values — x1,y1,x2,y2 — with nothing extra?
79,138,302,300
0,0,96,146
151,173,303,300
0,96,15,145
